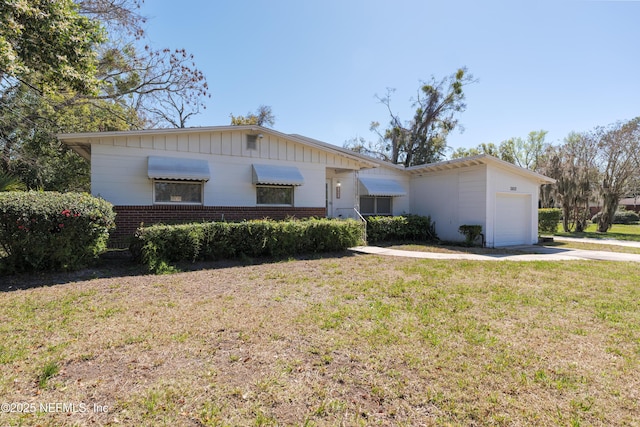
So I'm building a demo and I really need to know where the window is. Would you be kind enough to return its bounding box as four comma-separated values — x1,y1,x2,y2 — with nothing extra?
360,196,392,215
246,134,258,150
256,185,293,205
154,181,203,204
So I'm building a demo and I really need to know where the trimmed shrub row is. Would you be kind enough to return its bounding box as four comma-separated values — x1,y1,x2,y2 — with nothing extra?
131,218,365,272
366,215,437,243
538,208,562,235
0,192,116,273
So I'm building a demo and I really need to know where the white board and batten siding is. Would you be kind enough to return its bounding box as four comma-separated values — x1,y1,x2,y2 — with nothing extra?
409,164,487,243
457,169,487,230
89,130,363,208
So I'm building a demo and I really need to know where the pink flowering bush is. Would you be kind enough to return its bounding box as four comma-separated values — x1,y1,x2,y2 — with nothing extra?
0,192,115,273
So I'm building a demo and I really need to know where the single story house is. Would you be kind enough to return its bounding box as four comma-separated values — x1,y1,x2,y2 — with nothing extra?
58,125,554,247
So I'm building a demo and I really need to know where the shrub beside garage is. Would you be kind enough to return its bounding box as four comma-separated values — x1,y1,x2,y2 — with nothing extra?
0,192,116,273
538,208,561,235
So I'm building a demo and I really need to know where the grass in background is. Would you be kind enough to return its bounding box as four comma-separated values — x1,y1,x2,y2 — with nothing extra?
0,255,638,425
555,223,640,241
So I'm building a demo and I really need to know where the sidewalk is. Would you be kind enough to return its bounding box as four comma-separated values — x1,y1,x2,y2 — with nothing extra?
552,236,640,248
350,237,640,262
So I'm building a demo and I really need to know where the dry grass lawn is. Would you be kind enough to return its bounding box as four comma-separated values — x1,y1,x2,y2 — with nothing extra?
1,253,639,426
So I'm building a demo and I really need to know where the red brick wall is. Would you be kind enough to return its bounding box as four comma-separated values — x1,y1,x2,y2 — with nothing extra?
111,205,326,246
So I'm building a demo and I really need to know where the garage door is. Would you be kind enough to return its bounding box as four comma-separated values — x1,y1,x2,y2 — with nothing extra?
494,193,531,246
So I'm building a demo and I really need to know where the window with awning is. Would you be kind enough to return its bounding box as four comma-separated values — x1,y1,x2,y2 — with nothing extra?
358,177,406,197
148,156,209,205
252,164,304,186
148,156,210,181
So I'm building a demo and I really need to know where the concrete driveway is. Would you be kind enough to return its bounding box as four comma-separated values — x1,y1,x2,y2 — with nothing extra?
350,236,640,262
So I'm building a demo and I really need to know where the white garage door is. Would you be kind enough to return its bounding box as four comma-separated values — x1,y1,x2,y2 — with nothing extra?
494,193,532,246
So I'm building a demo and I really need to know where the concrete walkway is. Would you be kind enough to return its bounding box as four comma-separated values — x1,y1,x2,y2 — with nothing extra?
553,236,640,248
350,237,640,262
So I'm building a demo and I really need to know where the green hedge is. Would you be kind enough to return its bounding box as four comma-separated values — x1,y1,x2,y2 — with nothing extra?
591,209,640,225
0,192,116,273
366,215,437,243
130,218,365,272
538,208,561,235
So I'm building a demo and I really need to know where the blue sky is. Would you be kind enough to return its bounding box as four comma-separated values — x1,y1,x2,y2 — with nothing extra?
140,0,639,155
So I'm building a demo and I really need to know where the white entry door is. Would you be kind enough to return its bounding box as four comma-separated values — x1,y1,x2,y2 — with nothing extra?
325,179,333,218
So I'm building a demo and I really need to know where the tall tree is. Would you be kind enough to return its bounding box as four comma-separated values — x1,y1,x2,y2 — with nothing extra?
0,0,210,190
0,0,105,93
365,68,475,167
449,133,543,168
540,132,598,232
511,130,548,171
595,117,640,232
230,105,275,127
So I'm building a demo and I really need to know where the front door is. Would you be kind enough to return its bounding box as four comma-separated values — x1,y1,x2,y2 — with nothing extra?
325,179,333,218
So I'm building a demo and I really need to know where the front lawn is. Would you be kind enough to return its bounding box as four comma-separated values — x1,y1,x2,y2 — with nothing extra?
555,223,640,241
1,255,638,426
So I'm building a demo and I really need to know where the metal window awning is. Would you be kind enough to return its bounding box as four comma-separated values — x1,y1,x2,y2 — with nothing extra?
252,164,304,186
148,156,210,181
359,177,406,196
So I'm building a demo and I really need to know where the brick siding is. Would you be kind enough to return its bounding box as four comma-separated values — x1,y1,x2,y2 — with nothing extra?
110,205,327,246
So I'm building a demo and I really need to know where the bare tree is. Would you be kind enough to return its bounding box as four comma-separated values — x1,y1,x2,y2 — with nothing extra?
77,0,210,128
343,135,390,162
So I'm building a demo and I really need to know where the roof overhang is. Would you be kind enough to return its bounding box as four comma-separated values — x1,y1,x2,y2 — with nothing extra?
252,163,304,186
359,176,407,196
406,154,556,184
148,156,210,181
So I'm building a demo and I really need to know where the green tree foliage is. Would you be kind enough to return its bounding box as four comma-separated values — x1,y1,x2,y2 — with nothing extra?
230,105,276,127
451,142,502,160
511,130,548,171
1,78,139,191
0,0,105,93
452,131,548,170
348,68,475,166
0,0,210,190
